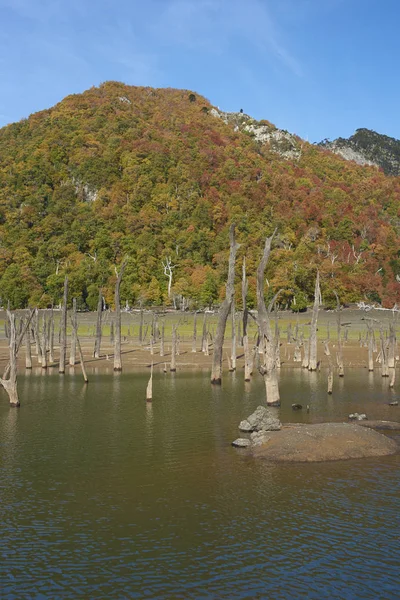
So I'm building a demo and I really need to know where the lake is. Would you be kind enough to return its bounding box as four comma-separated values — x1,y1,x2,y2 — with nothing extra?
1,367,399,599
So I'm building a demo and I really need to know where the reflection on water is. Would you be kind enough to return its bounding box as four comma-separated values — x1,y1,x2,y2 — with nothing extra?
0,369,399,599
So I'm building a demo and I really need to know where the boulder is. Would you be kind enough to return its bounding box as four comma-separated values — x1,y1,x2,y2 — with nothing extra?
239,405,281,432
232,438,251,448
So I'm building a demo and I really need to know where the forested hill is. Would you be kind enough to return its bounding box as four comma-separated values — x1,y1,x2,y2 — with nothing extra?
320,128,400,177
1,81,400,309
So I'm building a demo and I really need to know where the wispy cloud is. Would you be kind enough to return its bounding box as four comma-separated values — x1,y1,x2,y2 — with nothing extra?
151,0,303,76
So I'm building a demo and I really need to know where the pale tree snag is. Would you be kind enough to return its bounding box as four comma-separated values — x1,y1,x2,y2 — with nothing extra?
211,224,240,384
256,230,280,406
192,312,197,353
327,355,333,394
33,308,40,359
114,262,127,372
162,257,177,300
70,316,88,383
69,298,77,366
231,298,237,371
139,306,144,343
242,257,252,381
25,314,32,369
201,313,208,353
93,289,103,359
308,270,321,371
160,321,165,357
302,340,309,369
59,276,68,374
388,322,396,369
146,363,153,401
49,308,55,364
379,324,389,377
1,311,19,406
367,320,374,371
334,293,344,377
41,312,47,369
170,325,177,372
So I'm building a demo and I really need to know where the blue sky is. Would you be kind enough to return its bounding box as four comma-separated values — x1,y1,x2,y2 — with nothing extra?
1,0,399,142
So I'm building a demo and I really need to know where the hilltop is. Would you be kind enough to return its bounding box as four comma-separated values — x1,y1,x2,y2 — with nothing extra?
320,128,400,176
0,81,400,309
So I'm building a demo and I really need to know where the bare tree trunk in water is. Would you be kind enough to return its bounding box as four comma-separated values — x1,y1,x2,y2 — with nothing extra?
1,311,19,406
308,270,321,371
160,321,165,357
25,312,32,369
33,308,40,362
114,262,126,372
170,325,177,372
327,356,333,394
334,292,344,377
256,230,281,406
59,276,68,374
367,321,374,371
41,312,48,369
49,308,55,364
69,298,77,366
94,289,103,359
388,321,396,369
70,315,88,383
379,324,389,377
139,307,144,343
192,312,197,353
146,363,153,401
231,298,236,371
302,340,309,369
242,257,252,381
211,224,240,384
201,313,208,353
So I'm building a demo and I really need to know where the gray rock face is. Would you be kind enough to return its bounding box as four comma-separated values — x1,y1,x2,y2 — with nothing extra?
239,405,281,432
232,438,251,448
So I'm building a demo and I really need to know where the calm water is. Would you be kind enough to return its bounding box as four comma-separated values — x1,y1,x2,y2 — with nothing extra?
1,368,399,599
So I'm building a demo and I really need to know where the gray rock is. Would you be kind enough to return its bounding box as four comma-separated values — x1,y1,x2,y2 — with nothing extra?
349,413,368,421
238,419,253,432
239,405,281,432
389,401,398,406
232,438,251,448
250,431,271,446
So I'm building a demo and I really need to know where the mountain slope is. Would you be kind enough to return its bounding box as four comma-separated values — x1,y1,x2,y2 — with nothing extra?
319,128,400,176
0,81,400,309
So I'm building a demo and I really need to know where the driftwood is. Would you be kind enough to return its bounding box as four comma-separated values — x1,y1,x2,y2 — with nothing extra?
211,224,240,384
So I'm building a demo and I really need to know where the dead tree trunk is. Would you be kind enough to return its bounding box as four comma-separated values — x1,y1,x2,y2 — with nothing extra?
242,257,252,381
256,230,280,406
114,262,126,372
146,363,153,401
379,324,389,377
211,224,240,384
59,276,68,374
308,270,321,371
49,308,55,364
201,313,208,353
1,311,19,406
69,298,77,366
139,307,144,343
25,313,32,369
170,325,177,372
160,321,165,357
192,312,197,353
388,322,396,369
335,293,344,377
231,299,236,371
93,289,103,359
41,312,48,369
33,308,41,362
302,340,309,369
70,316,88,383
367,321,374,371
327,356,333,394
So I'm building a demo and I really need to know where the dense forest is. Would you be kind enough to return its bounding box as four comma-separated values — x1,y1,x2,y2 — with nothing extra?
1,81,400,310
